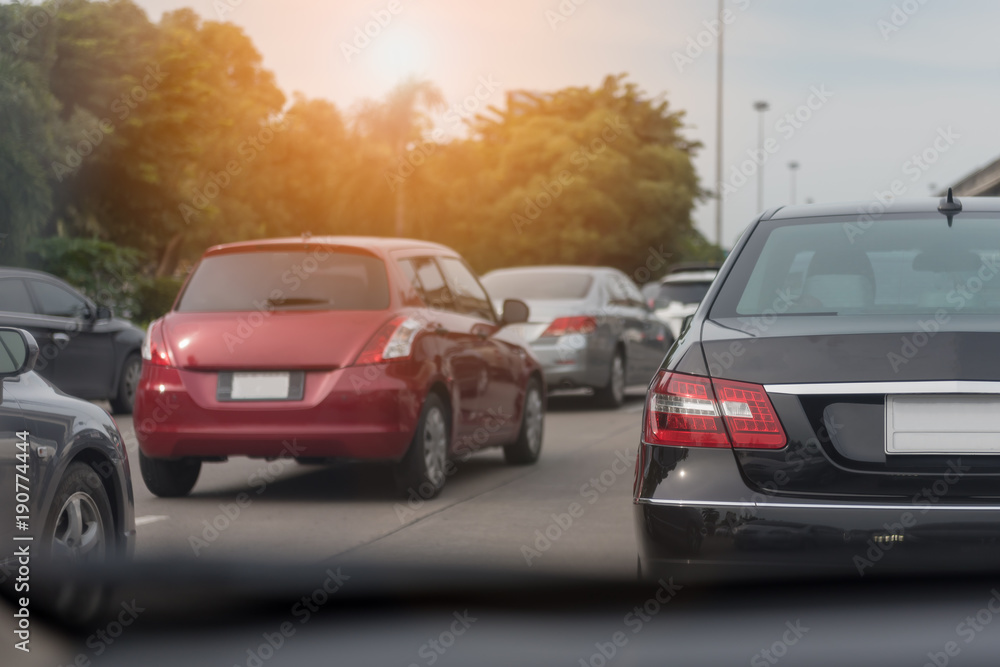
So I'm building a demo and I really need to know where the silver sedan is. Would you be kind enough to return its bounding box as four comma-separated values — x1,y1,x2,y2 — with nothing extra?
481,266,672,408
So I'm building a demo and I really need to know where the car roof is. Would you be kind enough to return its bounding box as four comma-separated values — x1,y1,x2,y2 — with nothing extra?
661,270,717,284
482,265,617,275
765,196,1000,220
0,266,64,281
202,236,456,257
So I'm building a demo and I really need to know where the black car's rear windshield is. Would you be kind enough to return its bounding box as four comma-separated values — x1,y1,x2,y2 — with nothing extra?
655,281,712,307
176,249,390,312
712,215,1000,318
481,271,594,300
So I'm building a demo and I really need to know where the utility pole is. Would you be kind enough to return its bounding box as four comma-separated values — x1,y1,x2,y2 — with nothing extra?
714,0,724,248
754,100,769,212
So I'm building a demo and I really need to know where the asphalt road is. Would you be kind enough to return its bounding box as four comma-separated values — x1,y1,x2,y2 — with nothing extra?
116,393,647,577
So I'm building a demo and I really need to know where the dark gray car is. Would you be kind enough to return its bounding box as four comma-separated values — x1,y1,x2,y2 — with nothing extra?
0,327,135,622
481,266,672,408
0,267,145,413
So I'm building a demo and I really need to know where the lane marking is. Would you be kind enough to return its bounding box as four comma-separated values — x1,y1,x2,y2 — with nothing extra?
135,515,169,527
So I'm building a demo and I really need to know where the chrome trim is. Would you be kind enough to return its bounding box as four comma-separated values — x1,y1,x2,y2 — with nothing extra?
636,498,1000,511
765,381,1000,395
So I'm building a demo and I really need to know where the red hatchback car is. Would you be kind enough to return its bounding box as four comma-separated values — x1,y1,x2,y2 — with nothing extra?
134,237,544,498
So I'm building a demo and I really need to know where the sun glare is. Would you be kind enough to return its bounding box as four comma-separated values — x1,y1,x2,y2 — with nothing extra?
370,25,431,83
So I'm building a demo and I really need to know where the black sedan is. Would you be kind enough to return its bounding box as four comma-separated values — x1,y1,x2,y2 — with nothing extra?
0,267,145,413
0,327,135,619
635,194,1000,580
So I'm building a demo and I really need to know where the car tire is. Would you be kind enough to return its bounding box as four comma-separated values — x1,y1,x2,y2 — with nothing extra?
394,394,450,500
110,353,141,414
594,349,626,409
40,462,117,624
139,450,201,498
504,378,545,465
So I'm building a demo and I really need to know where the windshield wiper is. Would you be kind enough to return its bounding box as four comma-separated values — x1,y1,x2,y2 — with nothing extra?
265,297,330,308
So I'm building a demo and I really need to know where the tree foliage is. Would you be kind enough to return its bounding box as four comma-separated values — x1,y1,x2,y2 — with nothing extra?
1,1,710,284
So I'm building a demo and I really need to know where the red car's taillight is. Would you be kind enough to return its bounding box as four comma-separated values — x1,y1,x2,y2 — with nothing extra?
644,371,786,449
540,316,597,338
141,320,175,367
355,316,422,366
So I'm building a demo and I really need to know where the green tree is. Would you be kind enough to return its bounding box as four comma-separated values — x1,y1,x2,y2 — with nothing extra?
415,74,706,275
0,31,57,265
355,77,445,236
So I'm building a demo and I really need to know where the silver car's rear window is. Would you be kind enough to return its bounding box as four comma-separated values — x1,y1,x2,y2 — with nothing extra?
712,215,1000,317
176,250,390,312
481,271,594,300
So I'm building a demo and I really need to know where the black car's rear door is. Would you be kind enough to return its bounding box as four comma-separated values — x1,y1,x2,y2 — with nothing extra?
25,278,115,400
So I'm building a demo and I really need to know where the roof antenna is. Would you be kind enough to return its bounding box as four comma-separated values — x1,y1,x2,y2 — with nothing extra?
938,187,962,228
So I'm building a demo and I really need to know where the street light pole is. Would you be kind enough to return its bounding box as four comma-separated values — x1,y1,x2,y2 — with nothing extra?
753,100,769,213
714,0,724,248
788,161,800,205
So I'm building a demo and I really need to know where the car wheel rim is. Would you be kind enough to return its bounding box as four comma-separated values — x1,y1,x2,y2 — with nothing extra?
423,407,448,487
525,387,544,454
51,492,106,563
123,359,141,400
611,355,625,402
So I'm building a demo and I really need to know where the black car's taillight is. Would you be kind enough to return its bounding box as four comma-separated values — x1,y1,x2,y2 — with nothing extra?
644,370,787,449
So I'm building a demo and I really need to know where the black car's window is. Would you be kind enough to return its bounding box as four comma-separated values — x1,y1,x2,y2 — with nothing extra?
713,215,1000,317
398,257,455,312
655,282,712,307
30,280,89,318
0,278,35,314
176,250,390,312
438,257,495,322
481,271,593,300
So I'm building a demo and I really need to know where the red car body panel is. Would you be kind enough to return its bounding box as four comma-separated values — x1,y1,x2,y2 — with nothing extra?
134,237,541,462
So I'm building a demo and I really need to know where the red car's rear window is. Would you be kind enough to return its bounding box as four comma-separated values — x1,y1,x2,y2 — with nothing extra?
176,249,390,312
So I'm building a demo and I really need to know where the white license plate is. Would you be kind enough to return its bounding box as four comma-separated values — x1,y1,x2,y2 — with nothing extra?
886,394,1000,454
230,372,290,400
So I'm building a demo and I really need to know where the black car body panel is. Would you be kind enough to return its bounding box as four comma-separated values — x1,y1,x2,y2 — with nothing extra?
635,198,1000,578
1,359,136,578
0,267,145,404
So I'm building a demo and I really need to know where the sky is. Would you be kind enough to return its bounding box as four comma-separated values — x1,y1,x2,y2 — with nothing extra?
130,0,1000,249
